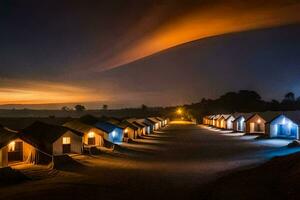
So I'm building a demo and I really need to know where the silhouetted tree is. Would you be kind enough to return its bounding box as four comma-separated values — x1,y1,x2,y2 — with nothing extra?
266,99,281,111
102,104,108,110
271,99,280,104
166,90,300,120
141,104,148,111
282,92,295,103
281,92,296,111
214,90,263,113
61,106,70,111
75,104,86,112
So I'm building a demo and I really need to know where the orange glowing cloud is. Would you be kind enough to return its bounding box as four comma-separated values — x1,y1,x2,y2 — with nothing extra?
99,2,300,70
0,79,107,105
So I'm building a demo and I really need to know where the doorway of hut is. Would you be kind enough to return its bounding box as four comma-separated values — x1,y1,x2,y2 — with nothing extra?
250,122,264,133
62,137,71,154
277,124,298,139
237,121,244,132
8,141,23,163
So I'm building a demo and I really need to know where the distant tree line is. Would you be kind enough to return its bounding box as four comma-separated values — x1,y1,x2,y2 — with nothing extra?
181,90,300,119
61,105,86,112
61,104,149,112
58,90,300,121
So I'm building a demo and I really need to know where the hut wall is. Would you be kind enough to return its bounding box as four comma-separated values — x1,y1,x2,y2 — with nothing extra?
233,117,246,132
18,139,36,163
155,123,159,130
0,139,35,167
83,128,104,147
53,131,82,155
106,128,123,144
233,120,238,131
246,115,266,134
127,128,136,139
0,147,8,168
226,116,235,129
217,118,225,129
268,115,299,139
123,127,135,140
216,119,221,128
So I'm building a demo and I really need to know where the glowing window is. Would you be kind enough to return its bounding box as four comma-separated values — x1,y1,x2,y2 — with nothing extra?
112,131,117,138
8,141,15,152
63,137,71,144
88,131,95,138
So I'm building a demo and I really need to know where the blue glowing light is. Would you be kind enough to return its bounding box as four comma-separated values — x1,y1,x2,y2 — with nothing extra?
270,115,298,139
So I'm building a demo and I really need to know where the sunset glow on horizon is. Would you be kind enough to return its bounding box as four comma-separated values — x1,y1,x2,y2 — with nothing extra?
0,79,105,105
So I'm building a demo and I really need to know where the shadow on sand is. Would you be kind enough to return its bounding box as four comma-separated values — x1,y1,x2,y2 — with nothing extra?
0,167,29,187
53,155,87,173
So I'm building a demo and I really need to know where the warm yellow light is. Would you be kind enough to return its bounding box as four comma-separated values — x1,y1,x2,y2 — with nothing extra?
177,108,183,115
124,128,128,133
88,131,95,138
8,141,15,152
62,137,71,144
0,79,108,105
170,121,194,125
257,119,261,124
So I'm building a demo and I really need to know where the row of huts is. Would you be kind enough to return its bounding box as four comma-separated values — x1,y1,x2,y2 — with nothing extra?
203,111,300,140
0,116,169,168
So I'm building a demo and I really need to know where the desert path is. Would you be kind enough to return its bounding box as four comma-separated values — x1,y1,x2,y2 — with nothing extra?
0,123,298,200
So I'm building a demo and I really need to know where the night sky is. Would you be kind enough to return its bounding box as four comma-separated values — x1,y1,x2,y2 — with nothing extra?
1,0,300,108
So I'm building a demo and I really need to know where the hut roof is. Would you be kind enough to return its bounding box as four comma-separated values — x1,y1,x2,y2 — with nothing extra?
99,116,122,125
0,125,18,149
136,119,150,125
93,116,128,130
142,122,150,127
63,120,96,134
0,117,71,131
245,111,282,123
79,115,99,126
120,120,139,130
207,115,215,119
20,121,83,153
145,118,158,125
155,117,164,121
232,113,254,122
221,114,232,120
142,120,152,126
259,111,282,122
147,117,159,123
283,111,300,125
266,111,300,125
132,121,145,128
212,115,221,120
94,121,124,134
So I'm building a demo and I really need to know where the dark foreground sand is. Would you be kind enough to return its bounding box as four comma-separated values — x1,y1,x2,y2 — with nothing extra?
0,123,299,200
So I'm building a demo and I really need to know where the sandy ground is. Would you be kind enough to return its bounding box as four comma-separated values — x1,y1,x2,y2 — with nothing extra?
1,123,300,200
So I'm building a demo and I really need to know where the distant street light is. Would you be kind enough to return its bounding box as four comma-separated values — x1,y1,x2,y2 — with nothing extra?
176,108,183,115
